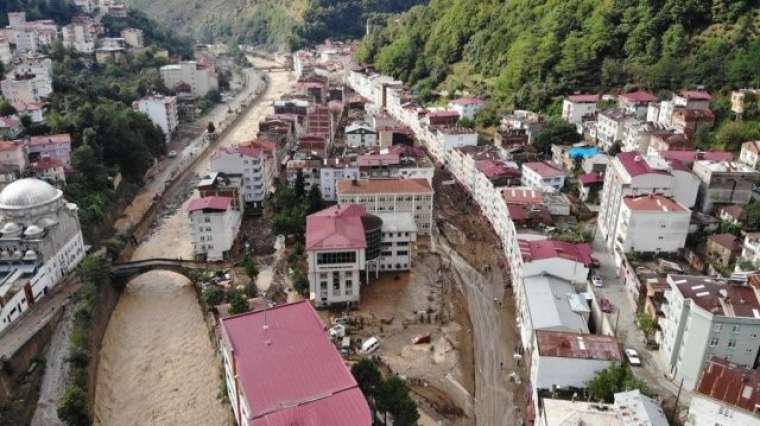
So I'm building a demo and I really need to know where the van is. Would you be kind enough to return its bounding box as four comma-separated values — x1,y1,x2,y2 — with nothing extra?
340,337,351,356
360,336,380,354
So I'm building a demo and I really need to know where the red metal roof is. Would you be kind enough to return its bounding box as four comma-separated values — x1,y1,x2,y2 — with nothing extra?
619,90,657,103
659,150,734,165
680,90,712,101
708,233,739,251
357,153,400,167
623,195,686,212
0,141,20,152
306,204,367,250
336,178,433,195
502,187,544,205
616,152,670,178
535,330,623,361
475,159,519,179
427,110,460,118
671,275,760,317
518,239,593,266
187,196,233,212
27,134,72,146
567,94,599,103
221,301,372,426
696,357,760,413
522,161,565,178
577,172,604,185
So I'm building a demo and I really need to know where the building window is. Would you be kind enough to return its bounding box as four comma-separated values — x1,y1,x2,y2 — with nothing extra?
397,250,409,256
345,280,353,295
728,338,737,348
714,324,723,332
317,252,357,265
709,337,720,347
332,272,340,292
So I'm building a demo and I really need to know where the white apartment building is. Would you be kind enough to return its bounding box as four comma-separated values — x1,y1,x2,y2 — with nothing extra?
336,178,434,235
345,122,377,147
597,108,638,151
6,13,58,54
0,37,11,65
427,127,478,162
740,233,760,268
132,95,179,142
120,28,144,48
562,94,598,125
306,204,416,306
521,161,566,191
62,21,96,53
319,159,359,201
160,61,219,98
692,160,759,213
1,72,53,105
687,357,760,426
614,195,690,256
618,90,658,119
659,274,760,390
345,68,402,113
449,97,483,120
209,141,275,207
739,141,760,170
188,196,241,261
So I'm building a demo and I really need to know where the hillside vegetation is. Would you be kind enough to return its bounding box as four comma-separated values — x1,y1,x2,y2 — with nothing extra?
126,0,427,49
356,0,760,111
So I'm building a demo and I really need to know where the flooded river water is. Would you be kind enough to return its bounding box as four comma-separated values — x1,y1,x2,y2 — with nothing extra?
93,60,295,425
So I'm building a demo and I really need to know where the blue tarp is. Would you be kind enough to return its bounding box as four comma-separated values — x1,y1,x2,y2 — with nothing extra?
567,146,600,159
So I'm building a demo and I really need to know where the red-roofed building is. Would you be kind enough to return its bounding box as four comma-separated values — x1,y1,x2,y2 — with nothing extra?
209,142,275,208
674,90,712,111
521,161,566,191
425,110,460,127
188,196,241,261
615,195,690,254
689,357,760,426
562,94,599,124
578,172,604,203
659,150,734,168
220,300,372,426
619,90,657,118
449,97,483,120
306,204,417,306
510,239,591,290
30,157,66,183
660,274,760,390
706,233,740,268
26,133,72,165
0,116,22,139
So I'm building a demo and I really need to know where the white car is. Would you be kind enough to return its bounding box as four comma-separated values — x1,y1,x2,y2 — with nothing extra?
625,348,642,366
361,336,381,354
328,324,346,339
167,150,177,158
592,274,603,288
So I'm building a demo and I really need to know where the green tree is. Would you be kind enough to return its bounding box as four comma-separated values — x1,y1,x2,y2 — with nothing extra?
0,98,16,116
376,376,419,426
352,358,383,399
586,363,649,403
307,184,322,214
744,201,760,230
636,313,657,339
57,384,90,426
533,117,582,155
294,169,306,200
243,256,259,280
292,268,309,296
202,285,225,306
228,290,249,315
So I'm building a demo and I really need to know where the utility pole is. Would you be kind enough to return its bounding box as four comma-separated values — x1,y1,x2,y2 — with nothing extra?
671,377,684,423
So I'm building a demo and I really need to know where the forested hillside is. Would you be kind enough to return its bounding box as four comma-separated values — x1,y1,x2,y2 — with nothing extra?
125,0,426,49
356,0,760,111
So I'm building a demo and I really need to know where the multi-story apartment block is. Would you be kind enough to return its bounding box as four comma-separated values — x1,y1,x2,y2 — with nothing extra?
449,97,483,120
208,140,275,208
306,204,416,306
618,90,658,119
1,71,53,105
659,274,760,390
614,195,690,256
345,121,377,148
336,178,434,235
687,357,760,426
188,196,241,261
160,61,219,98
27,134,72,165
319,158,359,201
120,28,144,48
739,140,760,170
597,108,638,151
692,159,760,213
286,156,322,191
132,95,179,142
356,149,434,182
562,94,598,125
521,161,566,191
62,17,98,53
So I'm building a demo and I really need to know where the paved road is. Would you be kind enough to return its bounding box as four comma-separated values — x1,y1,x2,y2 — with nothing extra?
436,236,515,426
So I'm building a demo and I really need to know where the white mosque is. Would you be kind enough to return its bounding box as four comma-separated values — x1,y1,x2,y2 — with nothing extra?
0,178,85,332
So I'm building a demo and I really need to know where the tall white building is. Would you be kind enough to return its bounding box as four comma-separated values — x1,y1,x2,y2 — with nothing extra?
62,19,97,53
319,158,359,202
614,195,690,255
209,140,275,208
132,95,179,142
188,196,241,261
160,61,219,98
521,161,566,191
562,94,598,125
345,122,377,148
0,37,11,65
1,71,53,105
0,179,86,332
659,274,760,390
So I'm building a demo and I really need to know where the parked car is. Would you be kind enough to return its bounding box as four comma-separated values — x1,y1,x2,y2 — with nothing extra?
592,273,603,288
328,324,346,339
361,336,381,354
333,316,351,326
625,348,642,366
600,297,614,313
340,337,351,356
167,150,177,158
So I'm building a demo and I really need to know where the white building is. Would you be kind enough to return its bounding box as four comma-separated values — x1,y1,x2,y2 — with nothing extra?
618,90,658,119
597,108,638,151
614,195,690,255
62,20,97,53
1,71,53,105
562,94,598,125
0,37,11,65
539,392,669,426
336,178,434,235
160,61,219,98
687,357,760,426
188,196,241,261
132,95,179,142
449,97,483,120
319,158,359,202
209,141,275,208
344,122,377,148
739,141,760,170
306,204,416,306
521,161,566,191
0,179,86,332
659,274,760,390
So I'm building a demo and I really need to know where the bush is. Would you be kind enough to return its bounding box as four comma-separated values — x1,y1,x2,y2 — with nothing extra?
228,290,249,315
57,385,90,426
292,268,309,296
202,285,225,306
242,256,258,280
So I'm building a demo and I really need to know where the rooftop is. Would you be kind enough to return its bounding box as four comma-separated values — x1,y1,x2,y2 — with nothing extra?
435,126,478,135
613,390,669,426
567,94,599,103
187,196,233,213
659,150,734,165
535,330,622,361
694,159,756,174
502,187,544,205
541,399,620,426
708,233,739,251
525,278,590,335
695,357,760,414
669,274,760,318
519,239,593,266
306,204,367,250
220,301,371,426
622,195,686,213
375,211,417,233
357,153,399,168
679,90,712,101
619,90,658,103
578,172,604,185
336,178,433,195
741,140,760,155
522,161,565,178
28,134,71,147
475,159,519,179
427,110,460,118
617,152,671,178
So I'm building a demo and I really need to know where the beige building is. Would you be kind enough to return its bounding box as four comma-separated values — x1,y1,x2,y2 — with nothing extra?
336,178,434,235
120,28,144,48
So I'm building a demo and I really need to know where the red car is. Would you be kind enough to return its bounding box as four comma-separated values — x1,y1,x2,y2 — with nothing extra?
600,298,614,313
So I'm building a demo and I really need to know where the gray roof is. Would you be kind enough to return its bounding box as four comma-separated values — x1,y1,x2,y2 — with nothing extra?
524,275,590,334
375,212,417,233
614,390,669,426
0,178,62,210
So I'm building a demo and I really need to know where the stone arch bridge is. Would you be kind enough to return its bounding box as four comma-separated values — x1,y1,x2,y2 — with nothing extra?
110,258,216,282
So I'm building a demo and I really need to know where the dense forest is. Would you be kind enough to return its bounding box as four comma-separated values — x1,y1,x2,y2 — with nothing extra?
125,0,426,49
0,0,77,26
356,0,760,111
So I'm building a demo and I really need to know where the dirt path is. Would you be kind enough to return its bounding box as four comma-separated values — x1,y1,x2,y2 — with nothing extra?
92,60,296,426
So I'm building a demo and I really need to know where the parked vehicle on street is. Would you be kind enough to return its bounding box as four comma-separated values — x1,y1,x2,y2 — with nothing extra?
340,337,351,356
625,348,642,366
361,336,381,354
167,150,177,158
328,324,346,339
592,273,603,288
600,297,614,313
